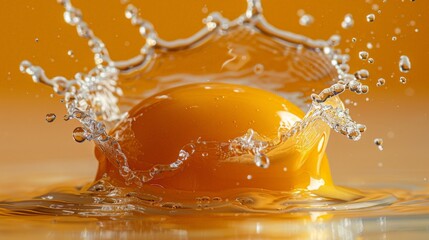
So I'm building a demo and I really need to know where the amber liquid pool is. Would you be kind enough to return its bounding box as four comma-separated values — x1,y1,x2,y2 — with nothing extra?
1,0,429,239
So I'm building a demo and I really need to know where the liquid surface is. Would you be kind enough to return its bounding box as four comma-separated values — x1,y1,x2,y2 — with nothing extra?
0,0,424,239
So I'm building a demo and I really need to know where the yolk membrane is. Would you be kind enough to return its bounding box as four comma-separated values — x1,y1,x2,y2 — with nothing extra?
95,83,359,200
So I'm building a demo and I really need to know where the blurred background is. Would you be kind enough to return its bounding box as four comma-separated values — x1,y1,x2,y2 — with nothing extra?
0,0,427,193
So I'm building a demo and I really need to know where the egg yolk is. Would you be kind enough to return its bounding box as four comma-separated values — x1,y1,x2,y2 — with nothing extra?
95,83,357,199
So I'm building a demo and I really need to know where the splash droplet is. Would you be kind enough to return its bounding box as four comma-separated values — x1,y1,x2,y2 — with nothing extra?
359,51,369,60
45,113,56,123
374,138,384,151
253,64,264,75
73,127,86,143
254,153,270,169
366,14,375,23
354,69,370,80
67,50,74,58
399,55,411,73
299,14,314,26
376,78,386,87
341,14,354,29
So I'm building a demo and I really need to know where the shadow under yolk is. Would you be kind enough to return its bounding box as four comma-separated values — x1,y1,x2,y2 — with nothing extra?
95,83,358,200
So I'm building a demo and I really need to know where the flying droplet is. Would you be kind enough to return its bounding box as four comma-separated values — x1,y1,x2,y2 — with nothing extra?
374,138,384,151
67,50,74,58
354,69,370,80
359,51,369,60
254,153,270,169
299,14,314,26
366,42,373,49
45,113,56,123
73,127,86,143
253,64,264,75
376,78,386,87
341,14,354,29
366,14,375,22
399,55,411,73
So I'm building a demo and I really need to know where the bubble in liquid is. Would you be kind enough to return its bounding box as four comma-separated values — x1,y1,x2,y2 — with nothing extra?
400,76,407,84
352,37,357,42
374,138,384,151
376,78,386,87
35,38,39,43
45,113,56,123
341,14,354,29
368,58,375,64
299,14,314,26
73,127,86,143
366,14,375,22
359,51,369,60
392,36,397,41
399,55,411,73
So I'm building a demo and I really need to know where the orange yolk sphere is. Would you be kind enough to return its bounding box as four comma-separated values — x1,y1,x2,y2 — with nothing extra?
95,83,336,195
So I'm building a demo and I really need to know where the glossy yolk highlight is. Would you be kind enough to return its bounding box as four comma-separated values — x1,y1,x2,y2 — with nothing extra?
95,83,338,195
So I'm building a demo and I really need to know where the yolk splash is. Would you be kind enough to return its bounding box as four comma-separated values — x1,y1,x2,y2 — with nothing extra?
95,83,361,201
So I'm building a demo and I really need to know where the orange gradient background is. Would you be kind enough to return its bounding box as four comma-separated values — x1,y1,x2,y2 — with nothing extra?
0,0,428,192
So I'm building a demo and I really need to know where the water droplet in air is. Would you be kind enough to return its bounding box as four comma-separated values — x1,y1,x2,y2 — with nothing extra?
400,76,407,84
366,42,373,49
394,28,402,35
399,55,411,73
67,50,74,58
366,14,375,22
73,127,86,143
374,138,384,151
253,64,264,75
354,69,370,80
341,14,354,29
376,78,386,87
299,14,314,26
45,113,56,123
359,51,369,60
254,153,270,168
